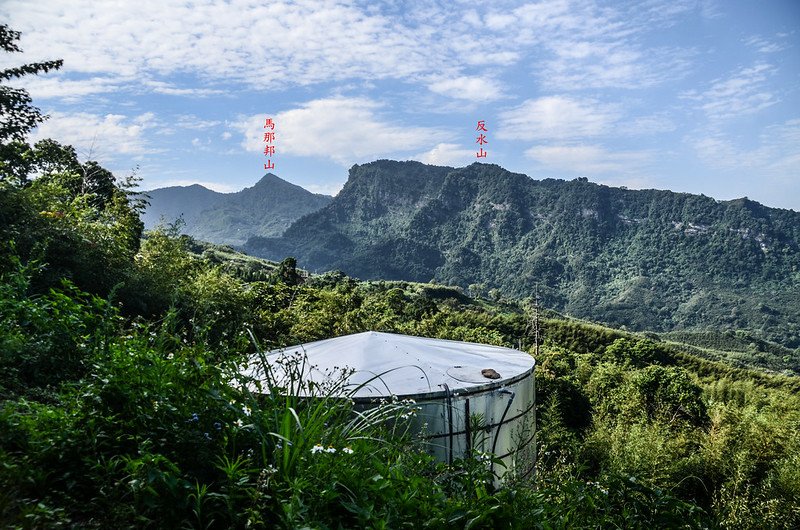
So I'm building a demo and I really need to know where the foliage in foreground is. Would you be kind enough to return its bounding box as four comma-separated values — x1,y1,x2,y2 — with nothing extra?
2,232,799,527
0,253,716,528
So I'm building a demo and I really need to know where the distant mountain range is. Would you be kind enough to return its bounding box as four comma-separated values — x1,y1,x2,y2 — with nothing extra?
141,173,332,245
242,160,800,348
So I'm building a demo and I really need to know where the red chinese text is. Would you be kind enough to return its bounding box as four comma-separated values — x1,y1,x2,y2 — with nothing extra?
476,120,488,158
263,117,276,170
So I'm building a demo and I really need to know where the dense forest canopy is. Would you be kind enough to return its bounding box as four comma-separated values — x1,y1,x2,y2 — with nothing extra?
246,160,800,355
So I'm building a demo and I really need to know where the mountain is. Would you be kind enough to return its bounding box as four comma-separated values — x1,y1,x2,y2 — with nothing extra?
141,173,333,245
244,160,800,348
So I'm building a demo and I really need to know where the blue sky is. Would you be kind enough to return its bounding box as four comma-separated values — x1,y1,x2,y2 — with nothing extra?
2,0,799,210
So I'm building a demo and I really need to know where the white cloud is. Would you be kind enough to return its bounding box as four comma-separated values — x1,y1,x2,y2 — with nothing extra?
0,0,696,102
542,41,691,90
485,13,516,31
13,75,123,101
623,113,677,135
427,75,504,102
743,35,786,54
304,181,345,197
498,96,619,141
0,0,455,96
221,131,232,140
461,9,481,27
176,115,221,131
691,119,800,176
525,144,651,175
412,143,474,167
444,34,521,67
234,97,449,165
498,0,696,90
689,120,800,209
143,80,224,97
30,111,158,163
682,63,779,120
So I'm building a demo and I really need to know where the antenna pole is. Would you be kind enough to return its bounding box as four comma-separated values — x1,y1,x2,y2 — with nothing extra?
533,283,540,358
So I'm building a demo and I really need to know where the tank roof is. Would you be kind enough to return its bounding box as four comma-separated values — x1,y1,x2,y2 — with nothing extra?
244,331,536,399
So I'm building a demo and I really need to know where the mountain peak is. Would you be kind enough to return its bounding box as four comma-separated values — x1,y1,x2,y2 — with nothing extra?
252,172,286,187
141,172,333,245
246,173,330,199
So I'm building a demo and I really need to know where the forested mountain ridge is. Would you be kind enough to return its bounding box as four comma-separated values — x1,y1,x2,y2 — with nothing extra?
245,160,800,348
141,173,332,245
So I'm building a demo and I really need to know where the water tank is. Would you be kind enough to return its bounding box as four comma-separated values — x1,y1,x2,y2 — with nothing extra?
244,331,536,482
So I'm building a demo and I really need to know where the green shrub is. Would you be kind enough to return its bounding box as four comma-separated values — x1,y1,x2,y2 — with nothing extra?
0,259,118,398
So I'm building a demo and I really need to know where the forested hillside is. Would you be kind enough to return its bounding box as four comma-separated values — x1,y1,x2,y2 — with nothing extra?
3,219,799,527
142,173,332,245
246,160,800,352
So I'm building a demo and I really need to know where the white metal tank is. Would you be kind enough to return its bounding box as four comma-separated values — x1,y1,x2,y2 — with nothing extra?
245,331,536,482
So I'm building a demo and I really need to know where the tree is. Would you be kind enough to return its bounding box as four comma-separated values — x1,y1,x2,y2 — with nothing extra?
627,365,709,428
34,143,118,208
276,257,303,286
1,25,63,187
0,26,145,296
0,24,62,145
603,337,668,367
468,282,486,299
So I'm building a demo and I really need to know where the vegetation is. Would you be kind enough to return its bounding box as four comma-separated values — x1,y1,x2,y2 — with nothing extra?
245,160,800,365
2,24,799,529
3,223,799,527
661,329,799,375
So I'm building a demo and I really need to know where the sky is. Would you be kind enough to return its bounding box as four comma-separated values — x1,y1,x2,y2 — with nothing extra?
1,0,799,210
